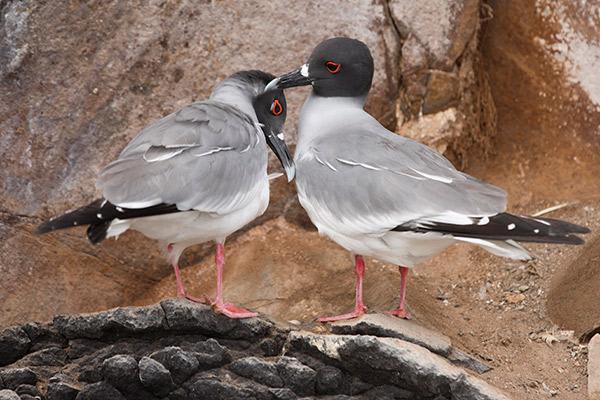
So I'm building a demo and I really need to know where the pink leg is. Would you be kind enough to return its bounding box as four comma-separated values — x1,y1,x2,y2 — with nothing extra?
318,255,367,322
212,243,258,319
385,266,411,319
168,243,207,303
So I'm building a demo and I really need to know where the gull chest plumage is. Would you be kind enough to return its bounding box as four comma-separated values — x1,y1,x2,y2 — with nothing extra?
268,37,589,322
38,70,294,318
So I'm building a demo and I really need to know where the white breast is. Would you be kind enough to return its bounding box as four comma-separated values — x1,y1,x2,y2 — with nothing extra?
107,178,270,246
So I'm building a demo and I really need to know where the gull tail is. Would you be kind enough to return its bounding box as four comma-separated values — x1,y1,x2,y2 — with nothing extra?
37,199,180,244
393,212,590,259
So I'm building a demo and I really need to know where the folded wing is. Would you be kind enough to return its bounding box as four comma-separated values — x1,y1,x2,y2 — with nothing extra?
296,119,507,236
97,101,266,214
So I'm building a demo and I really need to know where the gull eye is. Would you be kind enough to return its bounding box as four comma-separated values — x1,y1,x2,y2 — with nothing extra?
270,99,283,116
325,61,341,74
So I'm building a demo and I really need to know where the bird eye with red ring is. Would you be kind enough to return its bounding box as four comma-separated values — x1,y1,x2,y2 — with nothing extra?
325,61,341,74
271,99,283,116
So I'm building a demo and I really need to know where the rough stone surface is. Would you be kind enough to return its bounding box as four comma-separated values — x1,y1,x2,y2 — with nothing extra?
47,380,80,400
447,347,492,375
138,356,175,397
101,355,138,392
0,390,20,400
53,304,167,339
189,338,232,369
316,365,344,394
160,299,273,339
331,313,491,374
0,303,510,399
331,313,453,356
14,384,40,397
149,346,198,385
389,0,496,167
0,368,37,389
75,381,126,400
289,332,510,400
276,356,317,397
589,334,600,399
0,327,31,367
229,357,283,388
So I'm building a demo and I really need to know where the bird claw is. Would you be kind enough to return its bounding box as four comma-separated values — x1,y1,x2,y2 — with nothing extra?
318,306,366,323
213,302,258,319
384,308,412,319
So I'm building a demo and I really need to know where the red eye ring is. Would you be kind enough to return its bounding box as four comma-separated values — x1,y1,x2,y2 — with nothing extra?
325,61,341,74
271,99,283,116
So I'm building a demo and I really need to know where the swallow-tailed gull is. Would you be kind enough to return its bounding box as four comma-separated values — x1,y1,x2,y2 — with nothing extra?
266,38,589,322
38,70,294,318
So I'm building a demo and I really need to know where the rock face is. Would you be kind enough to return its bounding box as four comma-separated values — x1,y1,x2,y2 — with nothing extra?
388,0,496,167
0,300,510,399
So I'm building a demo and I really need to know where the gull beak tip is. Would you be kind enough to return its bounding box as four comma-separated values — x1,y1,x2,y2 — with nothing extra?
285,163,296,182
264,78,280,92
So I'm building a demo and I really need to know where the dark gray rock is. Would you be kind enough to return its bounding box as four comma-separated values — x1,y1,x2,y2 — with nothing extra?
289,332,510,400
47,380,80,400
21,322,67,352
0,303,511,400
14,384,40,397
189,339,231,369
77,366,102,384
75,382,126,400
185,378,270,400
0,368,37,389
316,366,343,394
149,346,198,384
138,356,175,397
161,299,272,340
166,387,188,400
331,314,452,356
19,346,68,366
268,387,297,400
447,347,492,374
0,390,19,400
0,327,31,366
101,355,139,391
54,304,167,339
276,356,316,396
229,357,283,388
66,339,105,360
259,337,283,357
362,385,414,399
19,395,39,400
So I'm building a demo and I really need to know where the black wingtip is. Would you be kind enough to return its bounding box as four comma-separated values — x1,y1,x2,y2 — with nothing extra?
36,221,52,235
563,234,585,245
393,212,590,245
534,216,590,234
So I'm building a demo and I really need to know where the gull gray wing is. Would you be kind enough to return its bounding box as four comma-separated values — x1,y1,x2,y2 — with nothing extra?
97,101,267,213
295,120,506,236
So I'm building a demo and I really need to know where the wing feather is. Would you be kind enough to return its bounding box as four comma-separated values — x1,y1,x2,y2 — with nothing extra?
97,101,266,213
296,120,506,236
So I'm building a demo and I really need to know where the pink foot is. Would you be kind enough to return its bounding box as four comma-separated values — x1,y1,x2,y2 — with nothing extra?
318,305,366,323
384,308,412,319
213,302,258,319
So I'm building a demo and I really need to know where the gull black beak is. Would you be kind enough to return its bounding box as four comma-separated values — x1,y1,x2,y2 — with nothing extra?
265,64,312,91
265,130,295,182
